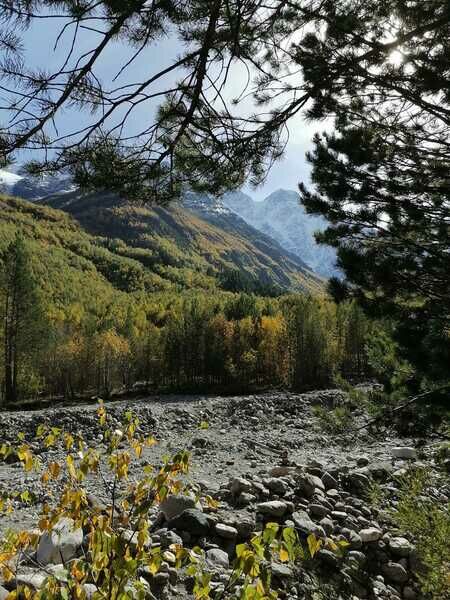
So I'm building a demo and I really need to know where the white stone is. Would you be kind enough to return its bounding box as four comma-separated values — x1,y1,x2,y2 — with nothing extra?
37,518,83,565
16,570,46,590
391,447,417,460
359,528,382,543
0,585,9,600
215,523,238,539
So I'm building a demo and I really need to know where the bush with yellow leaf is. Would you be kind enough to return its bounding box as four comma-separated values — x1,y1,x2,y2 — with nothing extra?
0,401,346,600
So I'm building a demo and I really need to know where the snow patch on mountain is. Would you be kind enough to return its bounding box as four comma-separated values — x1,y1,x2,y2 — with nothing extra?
222,189,339,278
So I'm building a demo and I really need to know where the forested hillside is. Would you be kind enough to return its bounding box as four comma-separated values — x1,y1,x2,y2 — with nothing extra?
43,191,323,294
0,194,369,403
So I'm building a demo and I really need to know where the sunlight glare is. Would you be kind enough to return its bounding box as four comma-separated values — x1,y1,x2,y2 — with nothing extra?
388,50,403,66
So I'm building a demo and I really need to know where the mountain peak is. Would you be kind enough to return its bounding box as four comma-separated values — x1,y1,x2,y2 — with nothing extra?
262,189,300,204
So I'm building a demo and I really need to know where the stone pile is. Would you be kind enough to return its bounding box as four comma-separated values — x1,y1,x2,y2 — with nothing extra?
2,447,448,600
0,403,157,446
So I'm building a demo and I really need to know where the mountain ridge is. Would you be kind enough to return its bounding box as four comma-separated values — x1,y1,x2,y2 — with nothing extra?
40,189,323,294
1,167,331,288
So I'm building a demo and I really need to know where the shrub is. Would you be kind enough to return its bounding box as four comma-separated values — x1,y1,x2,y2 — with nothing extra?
392,468,450,600
0,402,345,600
313,405,353,434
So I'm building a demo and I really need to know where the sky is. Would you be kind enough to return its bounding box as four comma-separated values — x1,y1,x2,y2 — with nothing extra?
2,13,325,201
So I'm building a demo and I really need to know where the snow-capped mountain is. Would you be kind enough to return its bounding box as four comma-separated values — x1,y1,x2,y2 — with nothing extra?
0,168,336,278
0,168,75,200
222,189,339,278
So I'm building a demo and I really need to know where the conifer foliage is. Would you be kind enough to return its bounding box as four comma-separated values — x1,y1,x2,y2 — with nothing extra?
0,235,48,404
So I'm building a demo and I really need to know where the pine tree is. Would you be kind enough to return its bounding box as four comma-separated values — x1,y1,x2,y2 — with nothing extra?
0,234,48,404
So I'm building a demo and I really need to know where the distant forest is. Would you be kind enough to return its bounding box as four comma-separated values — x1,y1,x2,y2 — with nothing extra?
0,201,373,404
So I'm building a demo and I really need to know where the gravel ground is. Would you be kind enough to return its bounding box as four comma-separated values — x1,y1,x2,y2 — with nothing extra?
0,388,441,536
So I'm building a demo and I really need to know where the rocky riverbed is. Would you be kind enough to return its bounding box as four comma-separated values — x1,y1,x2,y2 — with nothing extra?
0,390,449,600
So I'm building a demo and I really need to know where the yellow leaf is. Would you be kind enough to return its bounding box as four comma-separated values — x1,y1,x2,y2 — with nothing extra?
307,534,322,558
279,546,289,563
49,462,61,479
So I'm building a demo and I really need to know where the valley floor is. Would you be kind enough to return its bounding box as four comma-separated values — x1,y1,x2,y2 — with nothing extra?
0,390,448,600
0,389,438,535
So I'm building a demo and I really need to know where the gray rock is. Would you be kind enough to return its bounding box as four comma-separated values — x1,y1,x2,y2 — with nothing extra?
319,517,334,536
388,537,413,557
153,573,170,587
348,551,366,566
256,501,288,518
160,530,183,549
359,527,382,543
269,466,295,478
271,563,293,579
230,477,253,497
331,510,348,521
292,510,318,536
348,531,362,550
237,492,256,506
232,515,256,539
403,586,417,600
309,504,329,518
382,561,409,583
160,494,199,520
296,472,325,499
322,472,338,490
83,584,98,600
266,478,288,496
37,518,83,565
317,549,340,568
215,523,238,539
391,447,417,460
346,470,372,494
169,509,210,536
15,570,46,590
206,548,229,569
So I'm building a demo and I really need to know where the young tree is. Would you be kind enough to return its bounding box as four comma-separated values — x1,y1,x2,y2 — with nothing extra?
0,234,48,404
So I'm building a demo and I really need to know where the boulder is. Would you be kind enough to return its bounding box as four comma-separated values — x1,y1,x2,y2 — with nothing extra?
322,472,338,490
296,473,324,498
309,504,329,518
265,478,288,496
359,528,382,543
160,530,183,549
168,509,210,536
160,494,199,520
15,570,46,590
37,518,83,565
388,537,413,558
391,447,417,460
215,523,238,539
206,548,229,569
256,501,288,518
271,563,293,579
230,477,253,497
237,492,256,506
382,561,409,584
317,549,340,568
0,586,9,600
292,510,319,536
